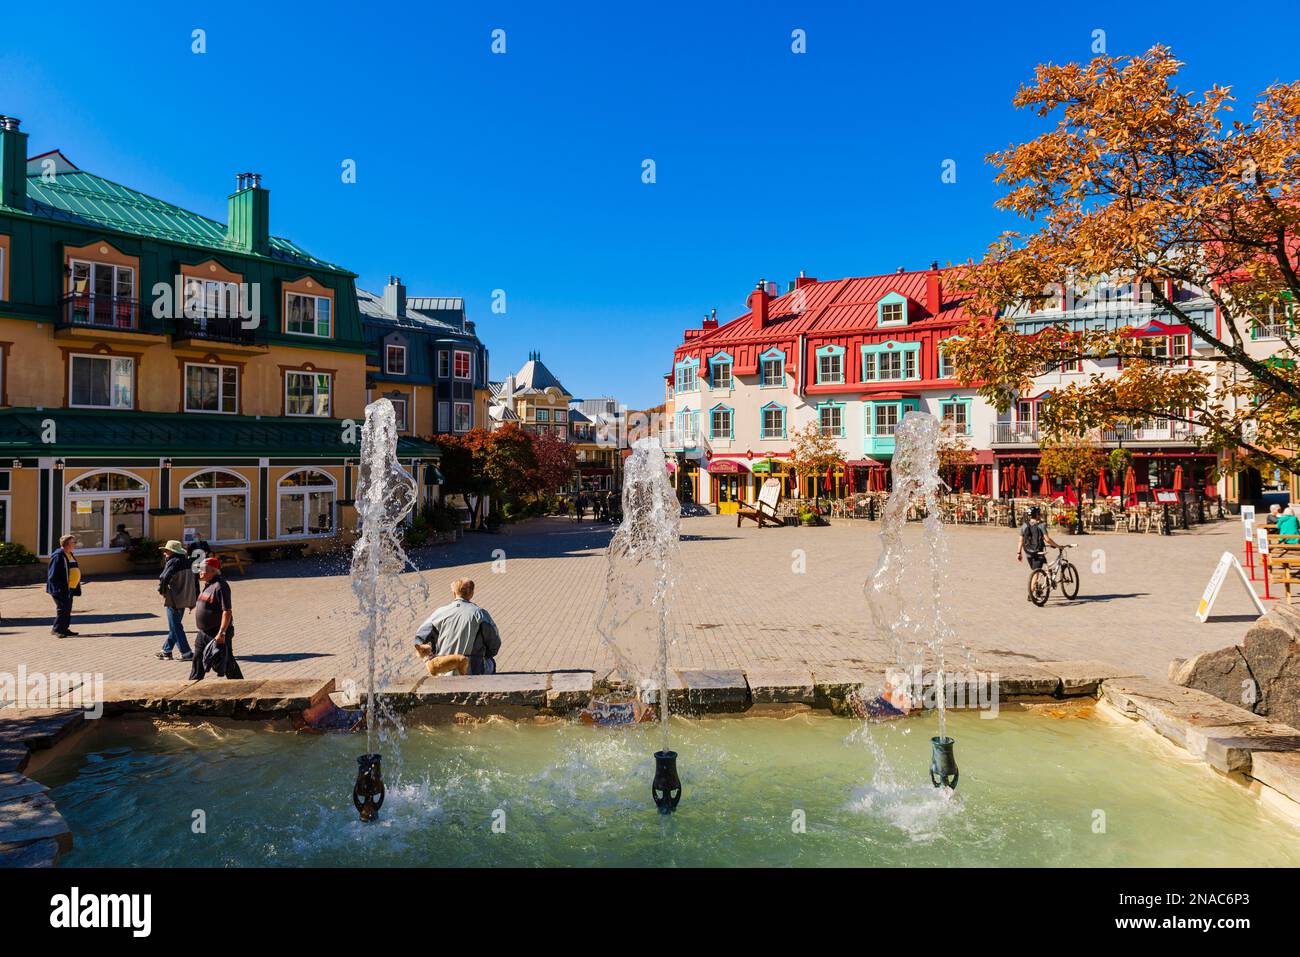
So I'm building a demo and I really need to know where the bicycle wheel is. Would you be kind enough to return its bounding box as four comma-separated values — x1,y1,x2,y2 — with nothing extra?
1060,561,1080,599
1028,569,1051,606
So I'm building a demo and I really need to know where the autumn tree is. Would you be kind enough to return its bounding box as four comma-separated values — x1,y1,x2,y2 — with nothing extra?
1039,431,1108,533
946,46,1300,474
528,429,578,498
786,421,842,511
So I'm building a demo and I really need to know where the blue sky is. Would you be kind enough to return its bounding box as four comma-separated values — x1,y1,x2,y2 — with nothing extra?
2,1,1295,407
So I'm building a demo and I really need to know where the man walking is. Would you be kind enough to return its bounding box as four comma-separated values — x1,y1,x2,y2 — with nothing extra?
190,557,242,680
156,540,197,661
413,578,502,675
46,534,80,638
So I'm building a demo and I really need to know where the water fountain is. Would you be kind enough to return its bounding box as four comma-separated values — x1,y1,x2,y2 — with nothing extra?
864,410,960,789
349,397,422,820
596,437,683,811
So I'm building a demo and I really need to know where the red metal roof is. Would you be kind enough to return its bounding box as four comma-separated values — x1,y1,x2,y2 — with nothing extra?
672,268,977,368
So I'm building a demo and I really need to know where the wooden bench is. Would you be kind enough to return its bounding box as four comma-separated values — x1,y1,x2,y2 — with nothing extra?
214,549,249,576
243,542,310,563
737,478,783,528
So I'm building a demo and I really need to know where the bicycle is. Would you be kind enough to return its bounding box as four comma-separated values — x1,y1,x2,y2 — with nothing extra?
1028,544,1079,606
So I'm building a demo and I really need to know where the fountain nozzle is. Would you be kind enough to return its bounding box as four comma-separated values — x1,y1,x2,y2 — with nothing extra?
353,753,386,821
652,750,681,813
929,736,958,790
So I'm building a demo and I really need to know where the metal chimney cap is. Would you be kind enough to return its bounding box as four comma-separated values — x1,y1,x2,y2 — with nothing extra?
2,116,21,131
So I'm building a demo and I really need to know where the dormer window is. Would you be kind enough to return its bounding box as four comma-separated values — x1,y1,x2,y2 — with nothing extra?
815,345,845,384
760,348,786,387
674,357,700,393
385,344,407,375
877,292,909,327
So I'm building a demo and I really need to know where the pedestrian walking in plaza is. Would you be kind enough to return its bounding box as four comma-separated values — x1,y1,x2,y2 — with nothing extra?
46,533,81,638
575,493,587,523
413,578,502,676
156,540,197,661
189,557,242,680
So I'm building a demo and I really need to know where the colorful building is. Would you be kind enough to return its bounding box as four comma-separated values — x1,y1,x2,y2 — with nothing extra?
488,352,572,441
0,116,441,571
663,268,987,511
359,276,491,442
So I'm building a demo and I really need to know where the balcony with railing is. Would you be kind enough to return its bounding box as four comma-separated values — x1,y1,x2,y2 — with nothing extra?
57,293,151,335
174,312,266,349
990,422,1041,446
1100,422,1201,444
658,426,705,452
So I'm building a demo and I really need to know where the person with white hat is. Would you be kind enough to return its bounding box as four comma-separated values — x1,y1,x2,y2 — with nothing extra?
156,540,197,660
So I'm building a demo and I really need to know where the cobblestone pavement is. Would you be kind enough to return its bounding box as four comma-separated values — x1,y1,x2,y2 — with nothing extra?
0,515,1264,688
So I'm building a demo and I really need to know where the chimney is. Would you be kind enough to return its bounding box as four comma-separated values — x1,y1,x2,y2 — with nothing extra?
748,279,770,331
226,172,270,256
383,275,407,318
702,309,718,332
0,115,28,210
926,264,943,317
795,271,817,290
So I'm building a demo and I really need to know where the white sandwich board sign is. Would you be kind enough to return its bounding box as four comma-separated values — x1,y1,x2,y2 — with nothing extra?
1197,551,1266,622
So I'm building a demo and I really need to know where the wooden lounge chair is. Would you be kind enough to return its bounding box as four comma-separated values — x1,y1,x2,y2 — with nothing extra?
737,478,783,528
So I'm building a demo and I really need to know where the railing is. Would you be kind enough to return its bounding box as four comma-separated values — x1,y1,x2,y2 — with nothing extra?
990,422,1040,444
658,427,705,451
1101,422,1199,443
59,293,140,331
175,313,263,346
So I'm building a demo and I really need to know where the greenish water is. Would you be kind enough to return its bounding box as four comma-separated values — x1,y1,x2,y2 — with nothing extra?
37,707,1300,867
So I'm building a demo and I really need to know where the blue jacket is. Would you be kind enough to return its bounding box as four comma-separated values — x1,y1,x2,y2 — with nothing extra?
46,550,79,599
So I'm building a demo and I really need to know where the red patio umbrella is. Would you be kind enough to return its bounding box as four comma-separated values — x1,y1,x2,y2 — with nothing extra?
1173,464,1184,492
1097,470,1110,497
1016,464,1029,496
1123,465,1137,503
974,467,988,495
1039,472,1051,496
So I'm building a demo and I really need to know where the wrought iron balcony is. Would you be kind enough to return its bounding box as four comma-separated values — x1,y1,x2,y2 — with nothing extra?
174,313,264,346
58,293,141,331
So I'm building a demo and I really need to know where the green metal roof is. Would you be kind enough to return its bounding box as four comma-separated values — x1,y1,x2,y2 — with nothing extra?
0,409,440,459
25,169,346,272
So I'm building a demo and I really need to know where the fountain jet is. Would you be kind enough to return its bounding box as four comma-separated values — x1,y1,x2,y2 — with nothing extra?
596,438,683,811
348,397,420,821
929,736,959,789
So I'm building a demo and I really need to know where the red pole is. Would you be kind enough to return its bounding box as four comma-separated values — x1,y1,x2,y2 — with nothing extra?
1263,552,1273,600
1245,540,1256,580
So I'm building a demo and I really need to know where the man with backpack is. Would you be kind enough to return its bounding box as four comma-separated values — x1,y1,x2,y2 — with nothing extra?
1016,505,1062,601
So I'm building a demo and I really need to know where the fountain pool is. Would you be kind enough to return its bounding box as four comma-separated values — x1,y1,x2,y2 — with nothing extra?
33,705,1300,867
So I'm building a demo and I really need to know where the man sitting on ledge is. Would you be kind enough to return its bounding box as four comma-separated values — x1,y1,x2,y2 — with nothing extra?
414,578,503,676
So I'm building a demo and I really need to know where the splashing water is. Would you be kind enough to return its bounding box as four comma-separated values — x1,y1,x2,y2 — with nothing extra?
351,398,427,764
864,411,958,739
596,437,682,750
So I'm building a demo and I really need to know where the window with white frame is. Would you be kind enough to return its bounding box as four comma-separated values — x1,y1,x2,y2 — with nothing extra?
389,397,409,431
879,301,905,325
454,402,471,431
285,292,332,337
675,360,699,393
438,351,451,377
285,371,332,416
712,359,732,390
68,260,135,324
70,354,134,409
0,495,8,543
184,363,238,414
535,408,551,422
761,405,785,439
939,344,956,379
66,471,147,551
1134,334,1190,366
873,404,900,436
278,469,336,537
454,350,472,379
180,470,249,544
182,277,238,319
710,406,733,439
863,348,917,381
438,401,450,432
818,404,844,437
940,400,970,435
817,350,844,384
386,344,407,375
761,355,784,387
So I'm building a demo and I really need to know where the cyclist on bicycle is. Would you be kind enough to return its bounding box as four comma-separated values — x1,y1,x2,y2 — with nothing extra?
1016,506,1062,597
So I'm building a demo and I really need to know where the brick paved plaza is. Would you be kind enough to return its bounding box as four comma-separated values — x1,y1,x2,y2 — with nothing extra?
0,515,1265,689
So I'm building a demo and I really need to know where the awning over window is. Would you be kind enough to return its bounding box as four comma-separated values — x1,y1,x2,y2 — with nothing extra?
707,459,747,474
